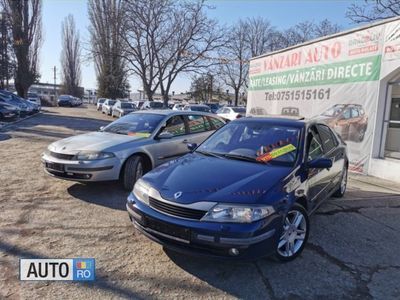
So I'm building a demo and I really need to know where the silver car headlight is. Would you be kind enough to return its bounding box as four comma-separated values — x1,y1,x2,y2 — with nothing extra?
133,178,151,205
74,151,115,160
201,204,275,223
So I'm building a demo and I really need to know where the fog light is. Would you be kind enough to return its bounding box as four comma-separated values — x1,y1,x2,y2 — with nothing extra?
229,248,239,256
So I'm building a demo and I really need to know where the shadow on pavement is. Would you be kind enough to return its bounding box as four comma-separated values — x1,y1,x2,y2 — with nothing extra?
4,112,111,134
15,127,73,139
0,240,149,299
164,248,273,299
67,182,129,211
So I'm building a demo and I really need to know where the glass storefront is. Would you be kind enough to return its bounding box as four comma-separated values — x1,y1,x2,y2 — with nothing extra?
385,96,400,159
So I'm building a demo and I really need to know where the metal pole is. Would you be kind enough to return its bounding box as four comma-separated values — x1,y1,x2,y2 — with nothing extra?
53,66,56,99
0,12,4,90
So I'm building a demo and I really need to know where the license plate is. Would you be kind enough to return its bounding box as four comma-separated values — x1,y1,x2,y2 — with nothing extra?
145,217,190,241
45,162,64,172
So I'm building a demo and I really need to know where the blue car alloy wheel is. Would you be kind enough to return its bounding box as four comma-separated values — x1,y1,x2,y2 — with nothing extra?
126,117,348,261
275,203,309,261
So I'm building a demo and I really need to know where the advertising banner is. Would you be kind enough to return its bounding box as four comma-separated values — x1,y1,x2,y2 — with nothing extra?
248,19,400,173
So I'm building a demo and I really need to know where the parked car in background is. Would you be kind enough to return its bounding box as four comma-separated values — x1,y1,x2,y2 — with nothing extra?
102,99,117,115
27,92,41,109
172,103,185,111
281,107,300,117
25,100,40,114
57,95,75,107
316,104,368,143
0,102,20,120
183,104,211,113
127,117,348,261
0,91,30,117
133,100,145,110
73,97,83,106
248,106,268,116
216,106,246,120
42,110,226,190
204,103,221,113
112,101,136,118
97,98,106,111
141,100,164,110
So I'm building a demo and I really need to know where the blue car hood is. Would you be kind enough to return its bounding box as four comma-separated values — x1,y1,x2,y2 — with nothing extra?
144,153,293,205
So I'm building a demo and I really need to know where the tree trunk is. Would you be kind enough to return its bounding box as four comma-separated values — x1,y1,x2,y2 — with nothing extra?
143,80,153,101
234,88,239,106
162,92,169,108
15,81,26,98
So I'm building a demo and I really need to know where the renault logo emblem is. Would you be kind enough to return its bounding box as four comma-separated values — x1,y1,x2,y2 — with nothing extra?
174,191,182,199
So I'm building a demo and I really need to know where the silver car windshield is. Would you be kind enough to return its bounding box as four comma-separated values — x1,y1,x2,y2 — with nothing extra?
102,113,164,136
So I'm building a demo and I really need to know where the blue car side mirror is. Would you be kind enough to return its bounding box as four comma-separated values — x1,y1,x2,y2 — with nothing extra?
307,157,332,169
187,143,197,151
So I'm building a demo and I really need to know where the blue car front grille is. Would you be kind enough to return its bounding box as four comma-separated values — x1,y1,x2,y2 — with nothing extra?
149,197,207,220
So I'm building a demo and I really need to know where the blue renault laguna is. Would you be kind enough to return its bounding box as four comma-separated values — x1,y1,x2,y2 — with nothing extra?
126,117,348,261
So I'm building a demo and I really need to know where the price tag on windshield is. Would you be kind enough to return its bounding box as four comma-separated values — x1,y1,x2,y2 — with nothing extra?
127,132,151,138
256,144,297,163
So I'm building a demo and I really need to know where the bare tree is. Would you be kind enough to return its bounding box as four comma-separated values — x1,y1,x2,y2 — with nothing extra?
1,0,42,97
313,19,341,37
190,73,212,103
220,21,248,106
122,0,224,105
280,20,341,48
120,0,167,101
347,0,400,23
60,15,81,97
245,17,276,56
88,0,129,99
156,1,224,106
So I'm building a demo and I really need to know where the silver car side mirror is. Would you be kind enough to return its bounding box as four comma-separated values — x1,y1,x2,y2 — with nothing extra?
157,132,174,139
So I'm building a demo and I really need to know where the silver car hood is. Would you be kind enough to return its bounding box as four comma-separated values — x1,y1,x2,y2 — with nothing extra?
48,131,146,153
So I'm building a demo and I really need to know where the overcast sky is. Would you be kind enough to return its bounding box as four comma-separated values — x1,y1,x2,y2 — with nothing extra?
40,0,357,93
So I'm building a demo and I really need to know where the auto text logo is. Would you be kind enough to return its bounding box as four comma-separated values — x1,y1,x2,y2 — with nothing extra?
20,258,95,281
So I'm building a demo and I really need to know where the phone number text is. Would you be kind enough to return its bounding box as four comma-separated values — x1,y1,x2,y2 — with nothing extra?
265,88,331,101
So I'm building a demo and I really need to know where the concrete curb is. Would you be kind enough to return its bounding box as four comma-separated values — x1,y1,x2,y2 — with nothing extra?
349,173,400,194
0,112,42,132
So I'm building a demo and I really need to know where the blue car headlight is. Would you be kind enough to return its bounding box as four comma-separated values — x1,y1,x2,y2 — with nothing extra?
74,151,115,160
201,204,275,223
133,178,151,204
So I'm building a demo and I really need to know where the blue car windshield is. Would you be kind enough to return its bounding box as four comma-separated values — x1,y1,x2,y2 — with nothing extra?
102,113,164,136
197,122,301,165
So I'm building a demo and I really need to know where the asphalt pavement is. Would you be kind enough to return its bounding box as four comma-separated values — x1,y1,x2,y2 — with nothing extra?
0,105,399,300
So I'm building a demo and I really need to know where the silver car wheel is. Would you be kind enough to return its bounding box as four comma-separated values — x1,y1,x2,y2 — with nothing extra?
277,210,307,258
136,161,143,180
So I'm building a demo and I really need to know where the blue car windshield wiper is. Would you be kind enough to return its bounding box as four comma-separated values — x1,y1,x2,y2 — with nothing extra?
221,153,259,163
196,150,224,158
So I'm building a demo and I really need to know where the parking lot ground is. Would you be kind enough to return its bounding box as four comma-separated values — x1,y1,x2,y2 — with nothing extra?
1,105,400,300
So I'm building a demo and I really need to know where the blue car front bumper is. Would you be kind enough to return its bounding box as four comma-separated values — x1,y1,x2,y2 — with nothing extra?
126,194,283,260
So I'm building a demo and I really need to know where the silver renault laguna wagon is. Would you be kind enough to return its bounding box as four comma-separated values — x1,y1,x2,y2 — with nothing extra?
42,110,225,190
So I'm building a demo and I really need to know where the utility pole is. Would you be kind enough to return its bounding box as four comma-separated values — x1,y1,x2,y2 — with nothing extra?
53,66,57,101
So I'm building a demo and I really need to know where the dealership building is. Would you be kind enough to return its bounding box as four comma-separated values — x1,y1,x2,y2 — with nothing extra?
247,17,400,183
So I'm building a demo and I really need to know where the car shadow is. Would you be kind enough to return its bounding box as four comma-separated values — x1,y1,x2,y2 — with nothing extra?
67,182,129,211
164,248,274,299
